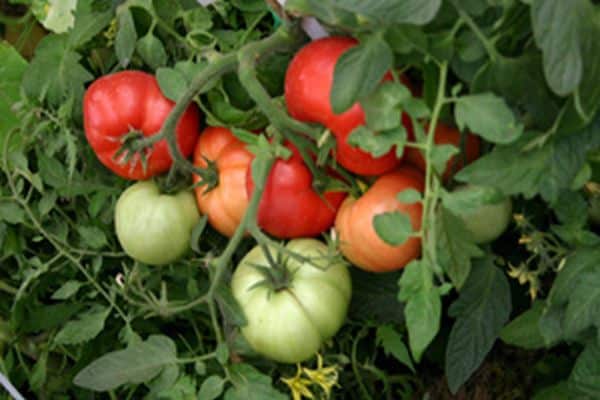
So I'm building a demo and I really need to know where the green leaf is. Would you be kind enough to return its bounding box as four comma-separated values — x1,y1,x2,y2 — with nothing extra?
156,67,188,102
67,1,113,48
0,202,25,225
51,280,83,300
398,260,442,362
30,350,48,391
216,342,229,365
331,33,393,114
136,33,168,69
455,93,523,144
115,7,137,67
22,35,93,107
445,257,512,394
436,207,483,289
77,226,108,250
347,125,407,158
361,81,411,131
376,325,415,372
500,301,546,350
54,306,110,345
563,270,600,339
0,43,27,154
147,364,180,397
570,342,600,397
532,382,575,400
531,0,588,96
74,335,177,392
373,211,413,246
431,144,458,175
198,375,225,400
349,268,405,324
224,364,287,400
32,0,77,33
215,284,247,327
397,189,422,204
442,185,505,215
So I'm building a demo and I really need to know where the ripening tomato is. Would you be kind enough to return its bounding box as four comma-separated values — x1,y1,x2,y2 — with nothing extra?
84,71,200,180
115,181,200,265
193,127,253,237
405,122,480,181
285,36,412,176
231,239,351,363
335,167,424,272
246,142,346,238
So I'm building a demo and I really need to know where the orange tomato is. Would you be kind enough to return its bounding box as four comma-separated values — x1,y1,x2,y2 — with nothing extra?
335,167,425,272
193,127,253,237
405,123,480,181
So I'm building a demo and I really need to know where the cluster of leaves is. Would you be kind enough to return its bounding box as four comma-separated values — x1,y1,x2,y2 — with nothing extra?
1,0,599,399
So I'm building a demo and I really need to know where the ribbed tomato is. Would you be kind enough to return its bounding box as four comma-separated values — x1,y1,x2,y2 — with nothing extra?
335,167,425,272
193,127,253,237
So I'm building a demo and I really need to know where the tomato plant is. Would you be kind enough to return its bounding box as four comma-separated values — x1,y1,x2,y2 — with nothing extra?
84,70,200,180
405,122,480,181
336,167,424,272
246,142,346,238
231,239,351,363
193,126,253,237
285,36,408,176
114,181,200,265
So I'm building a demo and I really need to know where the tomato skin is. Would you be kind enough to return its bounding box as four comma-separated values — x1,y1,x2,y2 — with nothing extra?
193,127,253,237
115,181,200,265
335,167,424,272
247,143,346,238
84,71,200,180
231,239,351,363
454,186,513,244
405,123,480,181
285,36,406,176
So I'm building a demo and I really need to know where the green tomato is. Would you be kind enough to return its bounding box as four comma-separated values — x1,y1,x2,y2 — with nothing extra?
455,186,513,244
231,239,352,364
115,181,200,265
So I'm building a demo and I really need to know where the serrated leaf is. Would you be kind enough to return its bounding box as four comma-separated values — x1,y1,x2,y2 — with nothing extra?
51,280,83,300
0,43,27,154
0,202,25,225
397,189,421,204
136,34,168,69
147,364,180,397
215,284,247,327
563,270,600,339
431,144,459,174
22,35,93,107
67,1,113,48
500,301,546,350
349,268,405,324
373,211,413,246
570,342,600,397
74,335,177,392
156,67,188,102
376,325,415,372
531,381,574,400
442,185,505,216
54,306,110,345
77,226,108,250
198,375,225,400
331,33,393,114
224,364,287,400
445,257,512,394
347,126,407,158
436,207,483,289
115,7,137,67
398,260,441,362
531,0,587,96
455,93,523,144
361,81,411,131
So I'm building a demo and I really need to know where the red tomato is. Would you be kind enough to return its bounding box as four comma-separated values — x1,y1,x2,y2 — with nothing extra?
193,127,253,237
285,36,412,176
335,167,424,272
84,71,200,180
405,122,480,181
247,143,347,238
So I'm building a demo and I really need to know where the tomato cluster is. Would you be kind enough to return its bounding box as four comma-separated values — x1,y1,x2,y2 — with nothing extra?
82,35,510,365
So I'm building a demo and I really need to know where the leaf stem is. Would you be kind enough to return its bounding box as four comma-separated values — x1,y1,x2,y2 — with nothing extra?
452,1,500,62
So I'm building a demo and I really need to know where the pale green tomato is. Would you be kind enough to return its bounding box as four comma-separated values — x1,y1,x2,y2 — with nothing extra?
231,239,352,364
455,186,513,244
115,181,200,265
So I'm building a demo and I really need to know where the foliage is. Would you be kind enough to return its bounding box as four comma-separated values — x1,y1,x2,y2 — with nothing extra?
1,0,600,399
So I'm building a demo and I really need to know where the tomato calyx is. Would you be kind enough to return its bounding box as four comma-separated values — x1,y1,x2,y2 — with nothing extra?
247,246,295,292
112,129,162,174
191,155,220,193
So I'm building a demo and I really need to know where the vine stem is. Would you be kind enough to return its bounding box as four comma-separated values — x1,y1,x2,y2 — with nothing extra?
421,62,448,273
451,0,500,62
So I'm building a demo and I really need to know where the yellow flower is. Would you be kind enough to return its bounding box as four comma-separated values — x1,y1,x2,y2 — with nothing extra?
282,365,315,400
302,354,340,399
